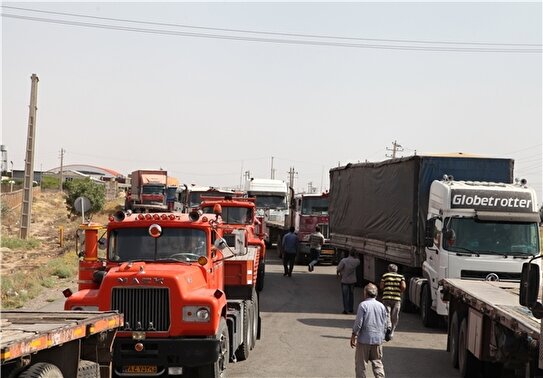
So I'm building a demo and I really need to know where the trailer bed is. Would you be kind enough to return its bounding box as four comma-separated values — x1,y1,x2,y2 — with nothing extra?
1,310,123,363
441,278,540,340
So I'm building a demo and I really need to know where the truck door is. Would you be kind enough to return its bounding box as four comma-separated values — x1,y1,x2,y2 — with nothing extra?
424,217,443,292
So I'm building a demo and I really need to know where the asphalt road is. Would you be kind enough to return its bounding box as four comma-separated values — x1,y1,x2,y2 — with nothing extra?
228,250,462,378
41,249,463,378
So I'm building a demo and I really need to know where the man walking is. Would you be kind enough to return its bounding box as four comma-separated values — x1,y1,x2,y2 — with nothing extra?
350,283,388,378
336,249,360,314
281,226,298,277
307,226,325,272
379,264,406,340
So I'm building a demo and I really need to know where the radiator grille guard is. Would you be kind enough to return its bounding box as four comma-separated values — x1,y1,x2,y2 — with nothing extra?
112,287,170,331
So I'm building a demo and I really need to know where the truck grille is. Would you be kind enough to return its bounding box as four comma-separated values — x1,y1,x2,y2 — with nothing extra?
318,224,329,238
460,270,520,282
111,287,170,331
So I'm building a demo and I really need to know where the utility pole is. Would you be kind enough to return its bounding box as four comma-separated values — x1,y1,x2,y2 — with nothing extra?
287,166,297,190
20,74,39,239
386,140,403,159
270,156,275,179
59,148,65,191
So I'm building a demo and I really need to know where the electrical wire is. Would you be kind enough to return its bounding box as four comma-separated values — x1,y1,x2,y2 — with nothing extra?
2,12,541,53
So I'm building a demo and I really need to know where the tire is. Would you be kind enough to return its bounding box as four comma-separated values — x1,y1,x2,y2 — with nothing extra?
449,312,460,369
19,363,63,378
77,360,99,378
251,288,260,346
199,318,229,378
421,284,438,328
458,318,481,378
401,286,417,314
234,300,252,361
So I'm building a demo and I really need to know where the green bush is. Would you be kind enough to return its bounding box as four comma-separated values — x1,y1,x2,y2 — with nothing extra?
1,236,41,250
65,178,106,217
41,176,60,190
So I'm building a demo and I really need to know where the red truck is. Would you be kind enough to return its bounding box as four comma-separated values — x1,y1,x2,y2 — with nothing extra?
125,169,168,212
199,195,266,292
292,192,338,264
65,206,261,377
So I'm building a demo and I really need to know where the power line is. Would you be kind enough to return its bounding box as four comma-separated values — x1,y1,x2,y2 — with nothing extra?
3,5,541,48
2,12,541,53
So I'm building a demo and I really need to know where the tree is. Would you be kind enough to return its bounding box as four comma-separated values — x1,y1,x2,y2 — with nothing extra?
64,178,106,218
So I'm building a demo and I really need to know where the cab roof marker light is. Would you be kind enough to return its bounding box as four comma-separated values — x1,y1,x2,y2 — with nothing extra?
161,214,168,220
145,214,152,220
153,214,160,220
137,214,145,220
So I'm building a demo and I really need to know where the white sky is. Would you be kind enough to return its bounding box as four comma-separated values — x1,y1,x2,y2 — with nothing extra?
2,1,542,201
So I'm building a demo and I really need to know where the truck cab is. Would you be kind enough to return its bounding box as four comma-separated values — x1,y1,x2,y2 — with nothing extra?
416,176,541,325
245,178,290,247
292,192,337,264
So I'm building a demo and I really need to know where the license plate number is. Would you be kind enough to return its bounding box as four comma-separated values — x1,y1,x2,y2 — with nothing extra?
123,365,158,374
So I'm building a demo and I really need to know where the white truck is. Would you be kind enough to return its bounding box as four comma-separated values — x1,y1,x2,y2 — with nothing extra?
440,258,543,377
245,178,292,248
329,155,541,327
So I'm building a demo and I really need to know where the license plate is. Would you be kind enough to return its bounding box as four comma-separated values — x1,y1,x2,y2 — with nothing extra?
122,365,158,374
321,249,334,255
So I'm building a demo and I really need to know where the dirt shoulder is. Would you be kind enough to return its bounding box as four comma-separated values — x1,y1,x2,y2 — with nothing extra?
1,190,119,309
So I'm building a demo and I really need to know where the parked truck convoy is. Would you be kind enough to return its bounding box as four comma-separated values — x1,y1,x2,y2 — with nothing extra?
1,310,123,378
291,192,338,264
64,206,262,377
329,154,541,327
178,185,241,213
245,178,291,248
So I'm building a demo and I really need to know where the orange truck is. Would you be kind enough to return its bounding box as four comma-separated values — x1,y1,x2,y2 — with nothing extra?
64,206,261,377
199,195,267,292
1,310,123,377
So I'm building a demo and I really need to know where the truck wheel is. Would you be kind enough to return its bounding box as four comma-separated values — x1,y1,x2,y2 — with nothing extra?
401,286,417,314
449,312,460,368
19,363,63,378
77,360,99,378
235,300,252,361
458,318,481,378
199,318,229,378
251,288,260,346
421,284,437,328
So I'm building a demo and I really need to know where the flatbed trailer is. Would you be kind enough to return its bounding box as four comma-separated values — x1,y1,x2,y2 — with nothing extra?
1,310,123,378
441,278,541,377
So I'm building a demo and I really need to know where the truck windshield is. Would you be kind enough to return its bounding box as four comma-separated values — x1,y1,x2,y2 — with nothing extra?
301,197,329,215
108,228,207,262
252,195,287,209
201,206,253,225
142,185,164,195
443,218,539,256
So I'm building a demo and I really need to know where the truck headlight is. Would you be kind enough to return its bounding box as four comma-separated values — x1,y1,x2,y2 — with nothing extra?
183,306,211,322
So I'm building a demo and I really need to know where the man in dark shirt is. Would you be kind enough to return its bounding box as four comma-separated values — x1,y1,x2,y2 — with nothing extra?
281,226,298,277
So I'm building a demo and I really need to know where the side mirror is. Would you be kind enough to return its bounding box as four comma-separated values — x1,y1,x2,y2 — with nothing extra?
98,237,107,250
443,229,456,241
520,262,540,308
424,218,436,248
214,238,227,250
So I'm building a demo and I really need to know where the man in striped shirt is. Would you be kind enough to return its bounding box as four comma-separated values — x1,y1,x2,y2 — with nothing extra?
379,264,406,340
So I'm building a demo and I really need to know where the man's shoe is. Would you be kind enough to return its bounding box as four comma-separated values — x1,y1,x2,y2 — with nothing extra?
342,311,348,314
283,273,288,276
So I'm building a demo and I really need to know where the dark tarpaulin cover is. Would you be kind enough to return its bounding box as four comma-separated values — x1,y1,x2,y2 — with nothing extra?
329,155,514,246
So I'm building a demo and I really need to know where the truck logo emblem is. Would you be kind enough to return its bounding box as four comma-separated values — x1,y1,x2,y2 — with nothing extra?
485,273,500,282
117,277,165,284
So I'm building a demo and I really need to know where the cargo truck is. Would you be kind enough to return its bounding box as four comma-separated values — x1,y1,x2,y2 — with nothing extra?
178,184,241,213
65,206,261,377
125,169,168,212
329,154,541,327
1,310,123,378
440,259,543,377
245,178,292,248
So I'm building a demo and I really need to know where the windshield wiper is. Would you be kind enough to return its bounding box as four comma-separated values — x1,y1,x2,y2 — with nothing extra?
155,258,191,264
508,251,534,259
451,246,480,257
